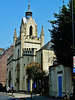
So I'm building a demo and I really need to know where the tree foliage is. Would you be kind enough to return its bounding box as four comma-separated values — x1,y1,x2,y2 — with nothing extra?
26,62,42,80
49,0,75,68
73,0,75,23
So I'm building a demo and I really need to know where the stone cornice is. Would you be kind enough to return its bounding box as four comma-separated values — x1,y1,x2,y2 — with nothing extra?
7,57,23,65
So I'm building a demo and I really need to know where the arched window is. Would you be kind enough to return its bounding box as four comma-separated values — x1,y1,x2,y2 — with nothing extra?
9,71,11,87
18,49,19,58
30,26,32,36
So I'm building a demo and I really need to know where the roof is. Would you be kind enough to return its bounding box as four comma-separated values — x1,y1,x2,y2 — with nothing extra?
26,9,32,13
0,45,13,56
25,4,33,18
0,48,4,53
22,17,37,25
39,41,54,51
0,48,4,50
22,17,28,23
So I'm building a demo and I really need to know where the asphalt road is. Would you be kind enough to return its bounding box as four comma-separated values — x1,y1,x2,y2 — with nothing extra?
0,94,10,100
0,94,20,100
0,93,62,100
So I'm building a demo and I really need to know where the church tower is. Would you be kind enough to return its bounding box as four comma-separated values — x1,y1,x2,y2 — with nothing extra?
8,1,45,91
20,3,38,38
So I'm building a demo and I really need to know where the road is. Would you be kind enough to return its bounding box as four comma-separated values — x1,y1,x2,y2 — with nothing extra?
0,94,20,100
0,94,10,100
0,93,62,100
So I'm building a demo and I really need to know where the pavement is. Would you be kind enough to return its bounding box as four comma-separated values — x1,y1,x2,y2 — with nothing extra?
0,92,62,100
21,96,62,100
0,92,31,98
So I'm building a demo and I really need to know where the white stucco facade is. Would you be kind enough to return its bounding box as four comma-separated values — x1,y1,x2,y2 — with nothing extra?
49,64,73,97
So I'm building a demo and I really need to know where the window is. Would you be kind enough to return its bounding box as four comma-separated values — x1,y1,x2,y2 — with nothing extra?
30,26,33,36
28,57,29,60
9,71,11,87
49,73,51,84
18,49,19,58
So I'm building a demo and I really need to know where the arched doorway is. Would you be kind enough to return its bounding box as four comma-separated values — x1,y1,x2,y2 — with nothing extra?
15,64,20,91
9,71,11,87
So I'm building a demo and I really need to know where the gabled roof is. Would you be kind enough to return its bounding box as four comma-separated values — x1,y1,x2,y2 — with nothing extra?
0,48,4,53
22,17,28,24
39,41,54,51
0,48,4,50
22,17,37,25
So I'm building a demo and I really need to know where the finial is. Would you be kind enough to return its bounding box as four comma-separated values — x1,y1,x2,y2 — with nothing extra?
41,26,44,35
28,4,30,10
25,0,32,18
28,0,30,10
15,28,16,32
14,28,17,38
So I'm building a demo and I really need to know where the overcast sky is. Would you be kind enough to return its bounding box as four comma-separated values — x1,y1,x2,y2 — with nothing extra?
0,0,69,48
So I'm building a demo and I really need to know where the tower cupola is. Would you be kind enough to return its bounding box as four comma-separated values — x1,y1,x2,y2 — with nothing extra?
25,3,32,19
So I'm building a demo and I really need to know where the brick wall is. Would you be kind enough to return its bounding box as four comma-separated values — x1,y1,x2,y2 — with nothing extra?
0,46,13,87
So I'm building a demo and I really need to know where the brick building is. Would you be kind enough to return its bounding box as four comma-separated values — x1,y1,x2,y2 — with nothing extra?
0,46,13,87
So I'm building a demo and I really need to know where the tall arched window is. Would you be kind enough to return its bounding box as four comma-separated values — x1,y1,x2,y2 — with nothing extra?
18,49,19,58
30,26,32,36
9,71,11,87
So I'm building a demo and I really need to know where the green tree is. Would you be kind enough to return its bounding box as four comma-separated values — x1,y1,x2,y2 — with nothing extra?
26,62,42,80
73,0,75,22
49,0,75,68
26,62,47,95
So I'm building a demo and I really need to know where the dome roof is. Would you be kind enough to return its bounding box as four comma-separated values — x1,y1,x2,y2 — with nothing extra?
25,4,32,19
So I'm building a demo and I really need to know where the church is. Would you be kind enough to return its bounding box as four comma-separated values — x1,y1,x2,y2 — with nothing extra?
6,3,55,92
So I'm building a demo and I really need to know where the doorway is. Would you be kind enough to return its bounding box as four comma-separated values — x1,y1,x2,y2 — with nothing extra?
58,76,62,97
